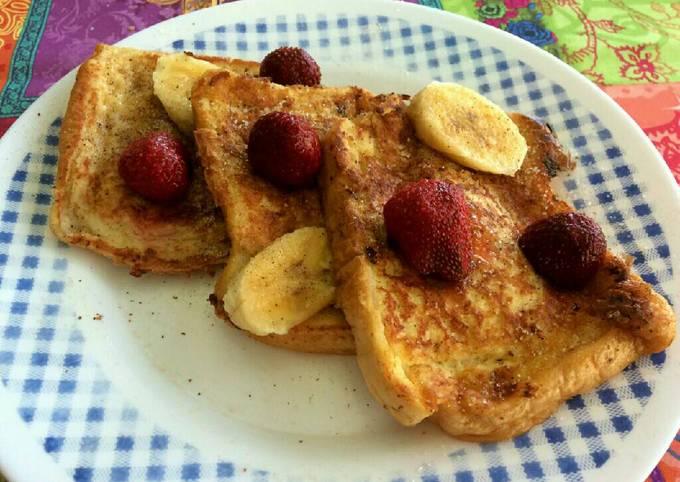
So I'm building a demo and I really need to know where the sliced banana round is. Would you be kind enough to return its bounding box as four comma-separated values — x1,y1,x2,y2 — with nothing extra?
223,227,336,336
153,53,220,135
408,82,528,176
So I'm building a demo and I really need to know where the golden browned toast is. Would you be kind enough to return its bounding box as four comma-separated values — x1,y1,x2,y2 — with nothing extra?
50,45,257,274
193,72,402,354
321,108,676,440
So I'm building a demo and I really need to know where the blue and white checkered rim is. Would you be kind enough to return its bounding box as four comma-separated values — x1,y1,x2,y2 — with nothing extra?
0,7,676,482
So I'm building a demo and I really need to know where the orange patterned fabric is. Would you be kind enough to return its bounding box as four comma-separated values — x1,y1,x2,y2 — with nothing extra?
603,82,680,185
0,0,29,102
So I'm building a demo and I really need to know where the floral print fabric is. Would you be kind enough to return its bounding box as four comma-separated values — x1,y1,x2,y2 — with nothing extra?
475,1,559,54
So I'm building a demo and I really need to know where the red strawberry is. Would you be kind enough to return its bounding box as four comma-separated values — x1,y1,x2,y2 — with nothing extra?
518,211,606,289
247,112,321,189
260,46,321,86
118,131,190,203
383,179,472,282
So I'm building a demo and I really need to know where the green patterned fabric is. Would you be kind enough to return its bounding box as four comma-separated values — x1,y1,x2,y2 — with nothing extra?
441,0,478,17
542,0,679,84
442,0,680,84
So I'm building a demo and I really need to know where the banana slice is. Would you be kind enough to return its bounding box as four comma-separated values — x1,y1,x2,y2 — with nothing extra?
153,53,220,135
223,227,336,336
408,82,528,176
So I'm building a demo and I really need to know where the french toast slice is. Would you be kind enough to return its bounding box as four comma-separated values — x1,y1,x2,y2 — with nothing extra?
321,107,676,440
50,45,257,274
192,72,402,354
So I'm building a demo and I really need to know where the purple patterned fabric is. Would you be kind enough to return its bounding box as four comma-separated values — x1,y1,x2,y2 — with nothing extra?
648,467,664,482
26,0,181,96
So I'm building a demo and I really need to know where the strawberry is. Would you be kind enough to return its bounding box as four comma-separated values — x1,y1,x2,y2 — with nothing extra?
518,211,606,289
383,179,472,282
118,131,190,203
247,111,321,189
260,46,321,86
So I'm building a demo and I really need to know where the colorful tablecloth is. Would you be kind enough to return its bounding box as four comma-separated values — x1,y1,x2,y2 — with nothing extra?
0,1,677,481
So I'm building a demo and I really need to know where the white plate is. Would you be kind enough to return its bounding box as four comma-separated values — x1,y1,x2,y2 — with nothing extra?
0,0,678,481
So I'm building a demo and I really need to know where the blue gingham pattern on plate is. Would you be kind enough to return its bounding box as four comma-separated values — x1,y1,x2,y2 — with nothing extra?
0,13,673,482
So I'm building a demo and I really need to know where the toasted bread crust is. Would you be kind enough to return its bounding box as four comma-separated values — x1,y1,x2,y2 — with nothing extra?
210,292,354,355
323,109,676,440
50,45,257,274
434,325,641,441
192,72,401,353
193,72,402,256
248,310,354,355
